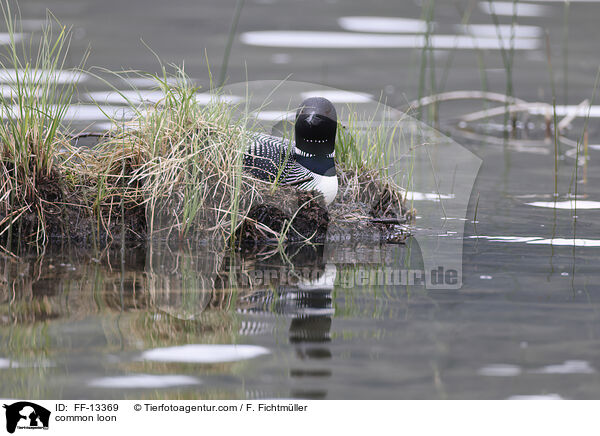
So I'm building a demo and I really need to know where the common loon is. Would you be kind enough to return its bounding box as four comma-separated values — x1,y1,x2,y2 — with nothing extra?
244,97,338,205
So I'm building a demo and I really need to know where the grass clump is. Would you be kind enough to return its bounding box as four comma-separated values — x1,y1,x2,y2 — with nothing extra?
83,70,267,244
334,107,409,224
0,6,85,250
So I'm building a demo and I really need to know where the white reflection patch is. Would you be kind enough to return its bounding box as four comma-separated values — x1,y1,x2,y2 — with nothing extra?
532,360,595,374
0,358,16,368
528,105,600,118
478,2,549,16
527,200,600,209
141,344,270,363
0,69,87,84
251,110,295,121
458,24,542,39
338,16,428,33
300,90,372,103
405,191,455,201
471,236,600,247
240,31,540,50
0,33,23,45
63,105,139,121
478,364,522,376
507,394,564,400
89,374,200,388
85,90,242,105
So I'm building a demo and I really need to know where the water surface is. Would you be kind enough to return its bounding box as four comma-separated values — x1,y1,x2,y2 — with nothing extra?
2,0,600,400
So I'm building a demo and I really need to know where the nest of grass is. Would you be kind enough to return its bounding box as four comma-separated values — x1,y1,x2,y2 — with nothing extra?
330,164,412,244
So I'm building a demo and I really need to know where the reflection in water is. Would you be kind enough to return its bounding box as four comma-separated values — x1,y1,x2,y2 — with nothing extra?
477,364,522,377
300,90,373,103
240,31,540,50
457,24,543,39
470,235,600,246
84,90,243,106
88,374,201,388
234,245,335,399
0,69,87,84
337,17,428,34
478,1,549,17
526,200,600,209
0,240,406,399
141,344,270,363
507,394,565,400
531,360,595,375
2,0,600,401
0,104,140,121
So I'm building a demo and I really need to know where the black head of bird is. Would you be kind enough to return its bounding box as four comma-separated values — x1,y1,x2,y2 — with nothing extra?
294,97,337,157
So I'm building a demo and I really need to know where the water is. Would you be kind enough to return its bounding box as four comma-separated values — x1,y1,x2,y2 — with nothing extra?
2,0,600,399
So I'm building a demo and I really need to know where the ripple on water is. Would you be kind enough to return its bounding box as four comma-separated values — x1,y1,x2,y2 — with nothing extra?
0,104,140,121
405,191,455,201
85,90,242,105
120,77,186,88
532,360,595,374
478,1,549,17
457,24,543,39
88,374,201,389
0,358,15,368
525,0,600,2
506,394,565,400
300,90,372,103
526,200,600,209
527,105,600,118
64,105,140,121
141,344,271,363
478,364,523,377
0,357,54,369
251,110,295,121
0,69,87,84
337,16,428,33
271,53,291,64
0,84,42,97
0,34,23,45
240,31,540,50
470,236,600,247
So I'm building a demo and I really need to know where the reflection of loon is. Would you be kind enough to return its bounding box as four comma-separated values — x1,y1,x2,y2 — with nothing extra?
239,264,336,318
244,97,338,205
238,259,336,399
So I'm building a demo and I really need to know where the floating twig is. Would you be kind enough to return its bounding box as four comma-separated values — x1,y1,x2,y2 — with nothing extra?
459,102,553,123
406,90,527,111
557,98,589,132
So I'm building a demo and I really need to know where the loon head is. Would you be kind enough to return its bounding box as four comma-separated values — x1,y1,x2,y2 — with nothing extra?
294,97,337,158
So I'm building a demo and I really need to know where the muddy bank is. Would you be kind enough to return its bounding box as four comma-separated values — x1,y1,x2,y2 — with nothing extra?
236,170,412,249
0,167,147,250
1,164,411,253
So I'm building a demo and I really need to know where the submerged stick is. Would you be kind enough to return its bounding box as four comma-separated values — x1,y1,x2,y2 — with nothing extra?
557,99,589,132
459,102,553,123
406,90,527,111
